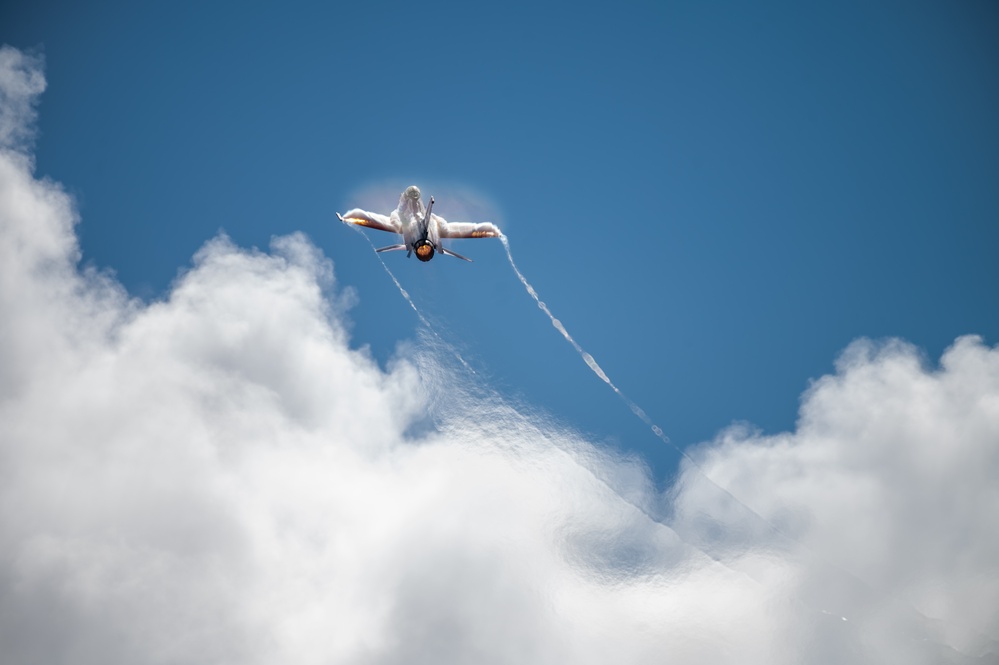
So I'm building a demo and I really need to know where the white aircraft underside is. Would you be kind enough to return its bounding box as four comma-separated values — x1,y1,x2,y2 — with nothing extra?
337,185,502,262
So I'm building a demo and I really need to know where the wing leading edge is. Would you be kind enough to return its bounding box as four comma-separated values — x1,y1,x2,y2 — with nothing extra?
434,217,502,239
337,209,401,234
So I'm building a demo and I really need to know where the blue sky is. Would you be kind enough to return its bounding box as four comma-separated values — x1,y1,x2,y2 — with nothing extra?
4,0,998,482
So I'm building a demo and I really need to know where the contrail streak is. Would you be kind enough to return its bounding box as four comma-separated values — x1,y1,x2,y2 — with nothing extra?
348,232,771,582
348,226,881,628
350,226,476,375
500,235,804,505
498,233,901,624
500,235,671,446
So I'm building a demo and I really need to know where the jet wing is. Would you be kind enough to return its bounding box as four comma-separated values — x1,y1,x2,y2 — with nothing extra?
433,215,502,239
337,209,401,234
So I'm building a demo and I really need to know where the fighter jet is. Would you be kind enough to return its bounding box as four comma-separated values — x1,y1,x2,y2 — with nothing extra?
337,185,502,262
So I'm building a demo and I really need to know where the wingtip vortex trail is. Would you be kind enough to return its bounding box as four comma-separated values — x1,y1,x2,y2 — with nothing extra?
500,234,906,628
349,224,477,376
357,229,901,639
360,225,885,616
501,235,672,449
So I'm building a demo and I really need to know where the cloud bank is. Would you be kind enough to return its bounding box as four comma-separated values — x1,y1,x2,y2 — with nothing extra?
1,46,997,664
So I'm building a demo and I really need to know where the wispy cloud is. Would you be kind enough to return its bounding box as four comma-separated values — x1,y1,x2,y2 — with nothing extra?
1,47,996,664
0,46,45,154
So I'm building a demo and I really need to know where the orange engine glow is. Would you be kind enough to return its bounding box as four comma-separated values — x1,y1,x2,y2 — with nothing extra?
414,240,435,262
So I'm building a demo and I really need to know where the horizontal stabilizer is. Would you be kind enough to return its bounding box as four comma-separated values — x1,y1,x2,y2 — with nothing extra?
376,244,407,253
441,247,473,262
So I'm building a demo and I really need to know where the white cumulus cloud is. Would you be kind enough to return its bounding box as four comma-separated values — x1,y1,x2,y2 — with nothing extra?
0,46,996,664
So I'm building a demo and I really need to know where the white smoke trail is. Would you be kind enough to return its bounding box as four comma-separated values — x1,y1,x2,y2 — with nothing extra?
499,235,816,519
501,236,828,542
347,226,988,652
348,225,476,376
500,235,670,445
498,233,916,627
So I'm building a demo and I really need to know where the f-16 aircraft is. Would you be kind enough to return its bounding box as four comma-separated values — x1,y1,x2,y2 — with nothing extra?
337,185,502,262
